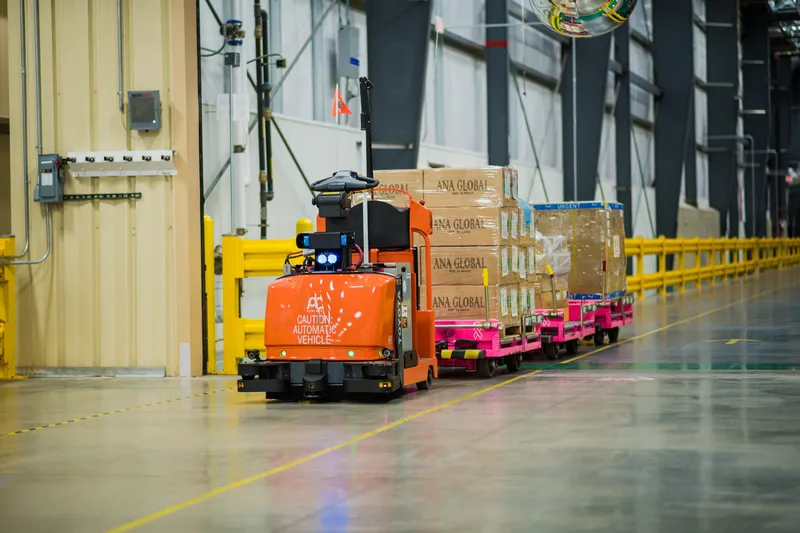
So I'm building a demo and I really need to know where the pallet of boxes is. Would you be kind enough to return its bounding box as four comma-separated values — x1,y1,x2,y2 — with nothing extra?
533,201,628,320
372,167,528,337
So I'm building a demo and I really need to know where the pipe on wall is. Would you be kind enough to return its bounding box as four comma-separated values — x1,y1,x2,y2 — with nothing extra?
117,0,124,112
2,0,31,259
1,0,52,267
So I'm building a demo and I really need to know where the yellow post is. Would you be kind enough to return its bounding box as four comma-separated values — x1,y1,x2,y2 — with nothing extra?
296,217,314,235
0,236,19,381
222,234,242,375
636,237,645,300
658,236,667,296
204,216,217,374
678,238,686,292
709,239,716,285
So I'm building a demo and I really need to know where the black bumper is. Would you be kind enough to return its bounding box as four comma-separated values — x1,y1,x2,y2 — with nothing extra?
237,359,402,398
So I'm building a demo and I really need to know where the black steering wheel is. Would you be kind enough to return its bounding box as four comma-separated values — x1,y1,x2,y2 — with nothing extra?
310,170,379,193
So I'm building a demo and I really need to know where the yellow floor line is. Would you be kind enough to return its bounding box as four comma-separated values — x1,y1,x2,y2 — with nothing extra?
102,285,781,532
1,388,232,437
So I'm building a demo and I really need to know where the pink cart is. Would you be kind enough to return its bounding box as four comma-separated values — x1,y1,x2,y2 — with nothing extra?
536,301,598,360
434,314,544,378
591,294,635,345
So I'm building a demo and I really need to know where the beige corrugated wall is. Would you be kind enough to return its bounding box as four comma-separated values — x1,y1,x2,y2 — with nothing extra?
6,0,202,376
1,0,10,236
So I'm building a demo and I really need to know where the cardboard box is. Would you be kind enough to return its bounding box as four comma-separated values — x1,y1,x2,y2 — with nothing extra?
533,273,569,310
353,169,424,207
422,167,517,208
518,199,535,245
520,281,536,318
431,284,519,323
429,206,516,247
421,246,520,286
534,201,627,299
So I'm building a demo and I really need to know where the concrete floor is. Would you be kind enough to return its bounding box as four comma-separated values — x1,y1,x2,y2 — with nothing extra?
2,270,800,533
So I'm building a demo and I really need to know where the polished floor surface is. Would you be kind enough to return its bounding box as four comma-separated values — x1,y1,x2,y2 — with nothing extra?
2,270,800,533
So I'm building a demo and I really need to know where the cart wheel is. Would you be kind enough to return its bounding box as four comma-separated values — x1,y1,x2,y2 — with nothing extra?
608,327,620,343
565,339,579,354
506,353,523,373
417,367,433,390
594,330,604,346
477,359,497,378
543,343,558,360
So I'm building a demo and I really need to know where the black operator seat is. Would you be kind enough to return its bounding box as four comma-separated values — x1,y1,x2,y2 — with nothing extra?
311,170,411,251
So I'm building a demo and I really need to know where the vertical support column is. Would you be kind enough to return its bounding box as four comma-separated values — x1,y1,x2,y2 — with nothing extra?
653,0,695,239
615,27,633,237
742,4,771,238
706,0,740,237
562,35,612,201
367,0,432,170
486,0,509,166
774,55,791,236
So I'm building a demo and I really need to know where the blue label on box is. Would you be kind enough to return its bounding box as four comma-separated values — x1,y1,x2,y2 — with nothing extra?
350,57,360,66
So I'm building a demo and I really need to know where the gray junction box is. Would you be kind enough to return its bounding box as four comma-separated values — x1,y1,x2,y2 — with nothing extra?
34,154,64,203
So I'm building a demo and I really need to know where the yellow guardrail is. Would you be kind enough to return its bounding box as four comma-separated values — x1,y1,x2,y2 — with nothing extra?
0,236,18,380
625,236,800,299
206,218,313,375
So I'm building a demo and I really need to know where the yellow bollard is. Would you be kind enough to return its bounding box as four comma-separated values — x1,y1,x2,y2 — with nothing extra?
0,236,19,381
296,217,314,236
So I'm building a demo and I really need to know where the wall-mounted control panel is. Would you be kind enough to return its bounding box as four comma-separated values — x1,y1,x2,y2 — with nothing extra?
34,154,64,203
128,90,161,131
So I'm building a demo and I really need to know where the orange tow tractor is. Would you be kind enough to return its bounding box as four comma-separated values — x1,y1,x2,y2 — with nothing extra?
237,77,438,401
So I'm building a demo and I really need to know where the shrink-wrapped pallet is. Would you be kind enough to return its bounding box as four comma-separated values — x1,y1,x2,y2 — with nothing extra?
431,284,519,323
533,202,627,299
421,167,517,208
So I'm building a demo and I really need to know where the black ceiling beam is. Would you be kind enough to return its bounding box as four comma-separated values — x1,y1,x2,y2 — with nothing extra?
742,3,772,237
653,0,696,238
615,26,634,240
486,0,510,166
366,0,432,170
773,54,792,235
562,34,612,201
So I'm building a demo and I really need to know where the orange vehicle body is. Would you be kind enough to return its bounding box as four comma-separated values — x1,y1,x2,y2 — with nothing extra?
258,187,437,393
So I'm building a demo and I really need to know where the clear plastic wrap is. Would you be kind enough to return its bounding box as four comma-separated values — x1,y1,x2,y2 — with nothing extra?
420,246,520,286
429,207,517,247
534,232,571,276
431,284,519,322
421,166,518,208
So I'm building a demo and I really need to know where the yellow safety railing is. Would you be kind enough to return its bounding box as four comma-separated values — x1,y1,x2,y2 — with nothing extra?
0,236,18,380
205,217,313,375
625,236,800,299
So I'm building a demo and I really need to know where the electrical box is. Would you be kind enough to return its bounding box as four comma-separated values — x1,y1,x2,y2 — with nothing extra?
128,90,162,131
34,154,64,203
338,26,360,79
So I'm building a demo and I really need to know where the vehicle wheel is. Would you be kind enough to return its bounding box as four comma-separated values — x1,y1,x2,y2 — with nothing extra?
506,353,523,373
594,330,604,346
565,339,579,354
477,359,497,378
417,367,433,390
543,343,558,360
608,327,620,343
